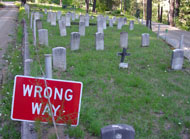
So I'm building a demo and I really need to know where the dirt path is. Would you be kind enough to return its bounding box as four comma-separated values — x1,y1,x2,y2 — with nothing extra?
140,19,190,60
0,2,18,83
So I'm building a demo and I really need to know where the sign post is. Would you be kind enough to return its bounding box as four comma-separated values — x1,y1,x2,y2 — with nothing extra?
11,75,83,126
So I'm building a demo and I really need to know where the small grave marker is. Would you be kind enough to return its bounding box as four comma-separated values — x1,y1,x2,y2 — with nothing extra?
38,29,48,46
141,33,150,47
171,49,184,70
70,32,80,50
96,32,104,50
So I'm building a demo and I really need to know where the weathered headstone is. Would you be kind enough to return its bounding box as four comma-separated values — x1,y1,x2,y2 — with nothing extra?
70,32,80,50
76,14,79,19
109,19,113,27
44,9,47,14
106,16,109,20
97,18,104,33
47,12,51,23
79,22,85,36
34,12,40,20
85,15,89,27
171,49,184,70
33,19,37,46
117,18,123,29
61,16,66,23
57,11,62,20
120,32,128,48
80,15,85,22
96,32,104,50
141,33,150,47
30,12,33,29
129,20,134,30
179,34,184,49
112,16,116,24
71,12,75,21
36,19,42,30
58,20,67,36
66,13,71,26
124,17,127,24
51,12,57,26
52,47,66,71
101,124,135,139
38,29,48,46
103,17,107,29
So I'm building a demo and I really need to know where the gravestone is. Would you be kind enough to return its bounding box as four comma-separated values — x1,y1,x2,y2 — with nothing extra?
97,18,104,33
129,20,134,30
171,49,184,70
85,15,89,27
38,29,48,46
58,20,67,36
44,9,47,14
109,19,113,27
106,16,109,20
70,32,80,50
112,16,116,24
30,12,33,29
80,15,85,22
36,19,42,30
79,22,85,36
34,12,40,20
103,17,107,29
124,17,127,24
52,47,66,71
51,12,57,26
101,124,135,139
120,32,128,48
33,19,37,46
71,12,75,21
61,16,66,23
117,18,123,29
96,32,104,50
47,12,51,23
141,33,150,47
179,34,184,49
76,14,79,19
57,11,62,20
66,13,71,26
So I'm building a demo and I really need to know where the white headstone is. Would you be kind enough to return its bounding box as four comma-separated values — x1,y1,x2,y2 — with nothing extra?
44,9,47,14
129,20,134,30
52,47,66,71
80,15,85,22
96,32,104,50
36,19,42,30
76,14,79,19
71,12,76,21
70,32,80,50
47,12,51,23
141,33,149,47
79,22,85,36
171,49,184,70
109,19,113,27
103,17,107,29
179,34,184,49
58,20,67,36
57,11,62,20
34,12,40,20
38,29,48,46
97,19,104,33
51,12,57,26
66,13,71,26
120,32,128,48
85,15,89,27
30,12,34,29
117,18,123,29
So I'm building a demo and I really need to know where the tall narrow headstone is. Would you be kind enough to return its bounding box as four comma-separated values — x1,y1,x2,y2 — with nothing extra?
103,17,107,29
109,19,113,27
80,15,85,22
96,32,104,50
85,15,89,27
51,12,57,26
52,47,66,71
57,11,62,20
106,16,109,20
97,19,104,33
30,12,33,29
71,12,76,21
124,17,127,24
66,13,71,26
70,32,80,50
171,49,184,70
47,12,51,23
38,29,48,46
33,19,37,46
129,20,134,30
44,9,47,14
120,32,128,48
101,124,135,139
141,33,150,47
79,22,85,36
58,20,67,36
36,19,42,30
112,16,116,24
117,18,123,29
61,16,66,23
76,14,79,19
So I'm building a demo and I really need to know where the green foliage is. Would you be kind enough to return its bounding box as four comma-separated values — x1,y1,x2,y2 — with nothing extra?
66,126,84,138
0,2,4,8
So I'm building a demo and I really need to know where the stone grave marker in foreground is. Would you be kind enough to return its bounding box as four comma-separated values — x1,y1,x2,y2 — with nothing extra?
58,20,67,36
141,33,150,47
101,124,135,139
171,49,184,70
52,47,66,71
79,22,85,36
38,29,48,46
70,32,80,50
36,19,42,30
96,32,104,50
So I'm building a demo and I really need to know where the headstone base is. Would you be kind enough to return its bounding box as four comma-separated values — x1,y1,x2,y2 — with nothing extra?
119,63,128,69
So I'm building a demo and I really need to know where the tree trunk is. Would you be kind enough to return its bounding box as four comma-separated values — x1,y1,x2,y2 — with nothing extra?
92,0,96,12
60,0,62,7
121,0,122,11
144,0,147,20
169,0,175,26
158,3,160,22
146,0,152,29
160,6,163,22
175,0,180,17
85,0,89,13
124,0,126,12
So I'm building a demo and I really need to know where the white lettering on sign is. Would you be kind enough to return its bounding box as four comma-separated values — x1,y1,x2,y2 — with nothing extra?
23,84,73,101
32,102,61,116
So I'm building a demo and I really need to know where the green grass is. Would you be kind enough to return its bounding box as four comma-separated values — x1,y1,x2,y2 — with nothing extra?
1,3,190,139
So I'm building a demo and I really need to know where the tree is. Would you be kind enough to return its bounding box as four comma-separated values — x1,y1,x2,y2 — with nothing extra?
169,0,175,26
60,0,62,6
146,0,152,29
92,0,96,12
85,0,89,13
175,0,180,17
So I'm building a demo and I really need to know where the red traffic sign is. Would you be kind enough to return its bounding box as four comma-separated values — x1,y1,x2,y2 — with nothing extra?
11,75,83,126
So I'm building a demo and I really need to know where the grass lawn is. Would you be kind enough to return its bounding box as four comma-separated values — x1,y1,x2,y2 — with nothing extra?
0,3,190,139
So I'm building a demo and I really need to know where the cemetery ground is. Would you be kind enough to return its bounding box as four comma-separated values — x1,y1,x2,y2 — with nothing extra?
0,3,190,139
